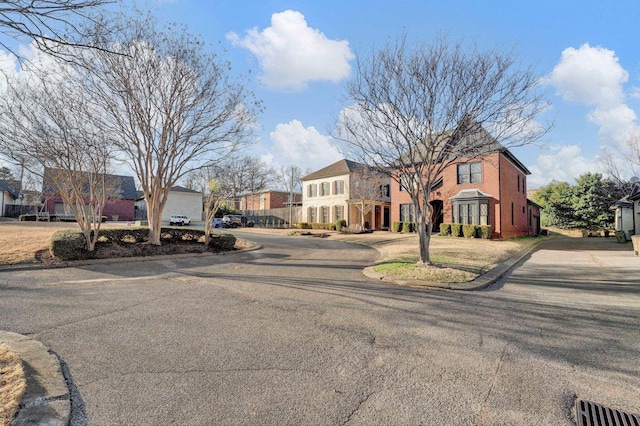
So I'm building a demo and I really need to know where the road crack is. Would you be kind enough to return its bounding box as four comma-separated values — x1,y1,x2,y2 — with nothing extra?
475,343,509,425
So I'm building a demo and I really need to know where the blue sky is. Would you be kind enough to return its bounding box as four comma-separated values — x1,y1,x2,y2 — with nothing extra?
3,0,640,188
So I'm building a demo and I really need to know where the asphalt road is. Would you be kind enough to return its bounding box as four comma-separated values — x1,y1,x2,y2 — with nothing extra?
1,232,639,425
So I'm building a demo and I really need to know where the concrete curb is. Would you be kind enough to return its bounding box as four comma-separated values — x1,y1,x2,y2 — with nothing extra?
363,237,551,291
0,332,70,426
0,243,263,273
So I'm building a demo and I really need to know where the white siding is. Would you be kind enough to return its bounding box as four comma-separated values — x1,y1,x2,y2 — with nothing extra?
162,191,202,222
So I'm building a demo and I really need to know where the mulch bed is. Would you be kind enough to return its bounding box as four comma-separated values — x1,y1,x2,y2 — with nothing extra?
33,238,255,266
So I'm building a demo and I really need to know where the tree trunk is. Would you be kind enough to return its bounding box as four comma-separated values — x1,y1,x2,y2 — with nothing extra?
416,203,434,265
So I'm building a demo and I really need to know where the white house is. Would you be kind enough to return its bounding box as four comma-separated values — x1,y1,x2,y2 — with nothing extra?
613,182,640,239
301,159,391,230
0,180,21,217
135,186,203,223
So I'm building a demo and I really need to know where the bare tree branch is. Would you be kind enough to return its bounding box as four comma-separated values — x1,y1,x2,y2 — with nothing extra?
335,34,550,264
0,0,112,62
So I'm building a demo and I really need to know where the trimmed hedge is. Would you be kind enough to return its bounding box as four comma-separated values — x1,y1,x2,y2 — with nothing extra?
451,223,462,237
401,222,415,233
439,223,451,236
463,224,477,238
392,222,402,232
335,219,347,232
479,225,492,239
50,230,87,260
49,227,237,261
297,222,312,229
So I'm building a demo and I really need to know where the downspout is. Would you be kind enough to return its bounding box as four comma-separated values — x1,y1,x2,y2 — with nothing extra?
498,154,502,238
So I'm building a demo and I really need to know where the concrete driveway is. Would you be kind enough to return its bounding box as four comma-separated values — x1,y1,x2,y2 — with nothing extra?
1,232,639,425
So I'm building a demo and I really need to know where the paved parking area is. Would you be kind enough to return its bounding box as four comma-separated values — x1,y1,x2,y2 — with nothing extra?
1,233,638,425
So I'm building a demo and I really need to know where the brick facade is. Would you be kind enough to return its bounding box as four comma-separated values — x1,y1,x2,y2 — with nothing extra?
391,152,533,239
241,191,302,210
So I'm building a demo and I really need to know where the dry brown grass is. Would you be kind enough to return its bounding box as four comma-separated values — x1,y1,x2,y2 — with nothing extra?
0,342,26,426
0,221,253,265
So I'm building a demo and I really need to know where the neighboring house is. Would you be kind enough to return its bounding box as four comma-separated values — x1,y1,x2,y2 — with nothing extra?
135,186,203,223
391,133,538,239
301,159,391,230
42,168,137,221
612,182,640,239
239,190,302,210
0,179,21,217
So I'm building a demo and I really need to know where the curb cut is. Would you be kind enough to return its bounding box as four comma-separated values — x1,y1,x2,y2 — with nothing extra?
363,237,551,291
0,331,70,426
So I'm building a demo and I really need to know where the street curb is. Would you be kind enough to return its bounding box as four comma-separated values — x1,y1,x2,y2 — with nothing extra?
0,332,70,426
363,237,551,291
0,243,262,273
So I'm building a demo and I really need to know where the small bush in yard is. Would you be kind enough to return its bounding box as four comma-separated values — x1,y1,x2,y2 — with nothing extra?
50,230,86,260
392,222,402,232
463,224,477,238
401,222,415,233
335,219,347,232
479,225,492,239
207,232,236,250
439,223,451,236
451,223,462,237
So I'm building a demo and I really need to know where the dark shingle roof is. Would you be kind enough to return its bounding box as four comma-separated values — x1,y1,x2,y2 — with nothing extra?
302,159,372,181
0,180,21,198
42,168,137,200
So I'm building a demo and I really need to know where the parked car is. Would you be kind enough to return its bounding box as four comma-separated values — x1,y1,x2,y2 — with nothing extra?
169,214,190,226
222,214,255,228
222,214,242,228
211,218,223,228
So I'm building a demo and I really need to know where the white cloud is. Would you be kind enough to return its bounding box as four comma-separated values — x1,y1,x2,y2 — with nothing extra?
547,43,639,146
548,44,628,107
527,145,599,187
269,119,342,171
227,10,354,90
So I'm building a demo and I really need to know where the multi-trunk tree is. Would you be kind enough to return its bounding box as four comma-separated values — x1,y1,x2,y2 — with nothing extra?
77,11,260,245
336,35,549,265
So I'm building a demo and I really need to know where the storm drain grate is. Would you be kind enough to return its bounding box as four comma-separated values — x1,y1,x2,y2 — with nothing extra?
576,399,640,426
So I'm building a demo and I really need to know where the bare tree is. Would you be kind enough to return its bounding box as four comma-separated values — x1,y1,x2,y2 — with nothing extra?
601,129,640,183
277,164,304,226
348,169,388,231
336,35,549,265
80,11,260,245
0,55,117,250
202,178,233,245
0,0,110,61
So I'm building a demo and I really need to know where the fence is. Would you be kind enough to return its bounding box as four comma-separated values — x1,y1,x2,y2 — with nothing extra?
242,207,302,228
3,204,37,218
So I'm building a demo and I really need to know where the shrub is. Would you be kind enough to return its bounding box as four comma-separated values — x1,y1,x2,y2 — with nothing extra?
392,222,402,232
335,219,347,232
439,223,451,236
298,222,312,229
401,222,415,233
18,214,37,221
479,225,492,239
451,223,462,237
207,232,236,250
463,224,477,238
50,230,87,260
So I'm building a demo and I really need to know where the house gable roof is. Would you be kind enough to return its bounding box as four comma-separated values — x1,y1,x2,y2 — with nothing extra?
302,159,372,181
449,189,493,200
0,179,21,198
628,183,640,201
42,168,137,200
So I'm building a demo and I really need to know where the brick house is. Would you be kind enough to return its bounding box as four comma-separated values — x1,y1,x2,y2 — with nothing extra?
302,159,391,230
239,190,302,210
391,147,540,239
43,168,137,221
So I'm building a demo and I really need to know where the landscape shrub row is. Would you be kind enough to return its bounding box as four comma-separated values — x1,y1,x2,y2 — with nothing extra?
297,222,337,230
392,222,416,233
50,227,236,260
440,223,492,239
